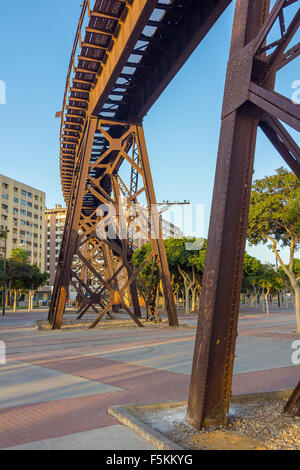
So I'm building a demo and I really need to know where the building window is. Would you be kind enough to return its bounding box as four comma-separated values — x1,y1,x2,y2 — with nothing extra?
20,209,26,216
27,202,32,208
21,199,26,206
27,212,32,217
28,192,33,198
14,197,19,203
2,183,8,189
21,190,26,196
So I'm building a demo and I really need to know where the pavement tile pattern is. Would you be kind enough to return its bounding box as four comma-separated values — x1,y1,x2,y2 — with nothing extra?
0,308,299,449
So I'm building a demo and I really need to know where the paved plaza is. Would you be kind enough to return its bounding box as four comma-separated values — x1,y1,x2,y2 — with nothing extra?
0,307,299,450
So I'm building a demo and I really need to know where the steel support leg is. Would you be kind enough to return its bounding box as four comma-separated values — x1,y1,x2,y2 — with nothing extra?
187,0,270,428
284,380,300,417
136,125,179,327
49,118,98,329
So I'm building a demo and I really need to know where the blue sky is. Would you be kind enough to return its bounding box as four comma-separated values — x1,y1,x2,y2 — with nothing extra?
0,1,299,265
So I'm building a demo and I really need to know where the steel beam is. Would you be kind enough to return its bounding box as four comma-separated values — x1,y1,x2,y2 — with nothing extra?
284,380,300,417
260,114,300,179
49,118,98,329
136,125,179,327
187,0,271,429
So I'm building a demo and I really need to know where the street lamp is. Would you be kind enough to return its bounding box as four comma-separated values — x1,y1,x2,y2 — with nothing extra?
0,229,9,316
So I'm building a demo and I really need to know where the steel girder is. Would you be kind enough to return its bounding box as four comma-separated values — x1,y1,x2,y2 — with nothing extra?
49,119,179,329
187,0,300,428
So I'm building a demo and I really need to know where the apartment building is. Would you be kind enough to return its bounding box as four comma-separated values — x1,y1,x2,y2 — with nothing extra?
0,173,45,270
45,205,67,286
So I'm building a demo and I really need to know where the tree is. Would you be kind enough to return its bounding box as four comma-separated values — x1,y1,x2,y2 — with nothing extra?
164,238,206,314
0,229,8,241
133,238,206,314
24,265,49,311
256,265,277,316
0,254,49,311
10,248,29,264
247,168,300,331
242,253,263,306
278,258,300,308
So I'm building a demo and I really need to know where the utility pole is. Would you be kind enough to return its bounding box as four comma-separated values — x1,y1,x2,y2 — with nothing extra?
1,229,9,316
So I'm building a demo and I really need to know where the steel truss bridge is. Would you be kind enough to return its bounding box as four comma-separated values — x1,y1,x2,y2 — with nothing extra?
49,0,300,426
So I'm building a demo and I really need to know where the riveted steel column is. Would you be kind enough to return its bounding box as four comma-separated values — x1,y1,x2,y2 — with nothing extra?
49,118,98,329
187,0,270,428
136,125,179,327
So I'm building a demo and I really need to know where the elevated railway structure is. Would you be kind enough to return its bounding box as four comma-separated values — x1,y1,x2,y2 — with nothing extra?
49,0,300,427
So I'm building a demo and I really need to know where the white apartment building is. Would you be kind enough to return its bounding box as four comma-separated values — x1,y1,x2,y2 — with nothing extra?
0,173,45,270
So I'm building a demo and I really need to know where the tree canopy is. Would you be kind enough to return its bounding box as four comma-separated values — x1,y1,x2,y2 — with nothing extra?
248,167,299,249
248,168,300,330
0,250,49,310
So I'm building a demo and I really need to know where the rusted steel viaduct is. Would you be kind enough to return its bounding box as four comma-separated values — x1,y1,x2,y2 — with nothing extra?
49,0,300,427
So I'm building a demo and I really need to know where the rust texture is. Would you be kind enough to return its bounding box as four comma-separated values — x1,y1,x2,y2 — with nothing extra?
284,381,300,417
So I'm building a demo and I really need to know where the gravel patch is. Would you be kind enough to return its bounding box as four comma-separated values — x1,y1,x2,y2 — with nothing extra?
36,318,194,331
132,401,300,450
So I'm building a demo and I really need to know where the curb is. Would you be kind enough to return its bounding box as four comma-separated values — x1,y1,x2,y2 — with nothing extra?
108,403,183,450
108,390,293,450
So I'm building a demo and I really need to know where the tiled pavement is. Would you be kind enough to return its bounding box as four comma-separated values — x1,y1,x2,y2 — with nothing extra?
0,308,299,450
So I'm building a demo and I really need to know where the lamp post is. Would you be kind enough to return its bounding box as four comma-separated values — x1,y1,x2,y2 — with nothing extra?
1,229,9,316
275,249,281,308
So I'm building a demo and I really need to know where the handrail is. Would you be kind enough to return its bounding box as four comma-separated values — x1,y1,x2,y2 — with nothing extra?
59,0,89,150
